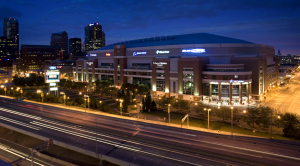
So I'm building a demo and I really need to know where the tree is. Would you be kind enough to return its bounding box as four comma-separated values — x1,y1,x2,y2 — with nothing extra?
258,106,271,129
145,92,151,111
177,99,190,114
141,97,146,112
279,113,300,138
194,103,205,117
216,107,230,121
150,100,157,110
246,107,260,128
156,96,175,110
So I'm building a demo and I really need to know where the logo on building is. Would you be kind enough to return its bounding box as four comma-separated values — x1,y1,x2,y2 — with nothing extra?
133,52,147,56
153,62,167,66
87,62,93,65
229,79,244,83
90,54,97,56
49,66,56,70
156,50,170,54
105,53,111,56
182,49,206,53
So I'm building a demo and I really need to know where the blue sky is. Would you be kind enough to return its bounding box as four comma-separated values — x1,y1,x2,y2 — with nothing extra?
1,0,300,55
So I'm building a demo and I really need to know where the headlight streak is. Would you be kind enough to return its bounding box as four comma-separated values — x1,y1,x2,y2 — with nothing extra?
0,143,52,166
0,116,41,130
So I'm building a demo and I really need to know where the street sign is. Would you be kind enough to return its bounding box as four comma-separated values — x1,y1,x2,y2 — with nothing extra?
50,87,58,91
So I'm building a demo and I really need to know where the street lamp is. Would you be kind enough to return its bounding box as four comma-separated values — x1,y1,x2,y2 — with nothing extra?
11,87,14,98
231,107,233,136
168,104,171,124
277,116,281,128
203,108,211,129
3,86,7,96
119,99,123,116
176,99,178,112
243,110,246,122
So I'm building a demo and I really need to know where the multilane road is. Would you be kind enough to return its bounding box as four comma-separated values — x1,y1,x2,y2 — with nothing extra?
264,73,300,115
0,96,300,166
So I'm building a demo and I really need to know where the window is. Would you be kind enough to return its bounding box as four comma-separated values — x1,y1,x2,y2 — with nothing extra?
234,75,238,79
212,75,216,80
139,72,148,75
156,79,165,92
132,63,150,67
156,72,165,77
183,74,193,79
245,75,248,79
203,75,207,79
183,68,193,71
223,75,228,80
183,80,194,95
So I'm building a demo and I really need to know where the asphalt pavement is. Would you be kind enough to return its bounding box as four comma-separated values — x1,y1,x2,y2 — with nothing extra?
0,97,300,166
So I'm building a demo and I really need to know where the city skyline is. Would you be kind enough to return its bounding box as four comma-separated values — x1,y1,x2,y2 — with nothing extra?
0,0,300,55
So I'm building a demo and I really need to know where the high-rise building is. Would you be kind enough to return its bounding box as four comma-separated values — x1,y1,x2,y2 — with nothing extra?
69,38,81,54
0,36,14,69
84,22,105,53
3,18,19,60
21,45,57,75
50,31,68,59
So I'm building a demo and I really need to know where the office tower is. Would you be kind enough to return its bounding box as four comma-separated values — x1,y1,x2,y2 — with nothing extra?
69,38,81,54
50,31,68,59
84,22,105,53
3,18,19,59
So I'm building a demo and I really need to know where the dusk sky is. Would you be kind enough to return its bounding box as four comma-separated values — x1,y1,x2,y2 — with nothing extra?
1,0,300,55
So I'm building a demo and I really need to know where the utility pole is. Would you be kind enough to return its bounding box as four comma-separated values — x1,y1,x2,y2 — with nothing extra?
168,104,171,124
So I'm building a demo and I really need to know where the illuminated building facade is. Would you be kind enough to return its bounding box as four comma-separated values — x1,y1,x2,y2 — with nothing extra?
85,22,105,53
0,36,14,69
21,45,57,75
74,33,279,105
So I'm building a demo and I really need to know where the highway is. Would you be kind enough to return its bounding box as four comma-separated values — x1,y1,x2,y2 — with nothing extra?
0,97,300,166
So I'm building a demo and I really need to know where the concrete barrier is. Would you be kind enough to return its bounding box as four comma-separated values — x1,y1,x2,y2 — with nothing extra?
0,122,139,166
30,148,78,166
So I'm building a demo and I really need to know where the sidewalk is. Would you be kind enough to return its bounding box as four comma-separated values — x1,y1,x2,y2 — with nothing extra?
0,95,267,139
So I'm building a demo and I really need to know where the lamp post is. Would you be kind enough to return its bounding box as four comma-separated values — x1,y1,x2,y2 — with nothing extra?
176,99,178,112
11,87,14,98
231,106,233,136
120,99,123,116
168,104,171,124
20,88,23,100
243,110,246,122
41,93,44,103
277,116,280,128
204,108,211,129
4,87,7,96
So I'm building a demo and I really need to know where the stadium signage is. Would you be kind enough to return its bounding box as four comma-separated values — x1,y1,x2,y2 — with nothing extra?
230,79,244,83
182,49,206,53
153,62,167,66
156,50,169,54
133,52,147,56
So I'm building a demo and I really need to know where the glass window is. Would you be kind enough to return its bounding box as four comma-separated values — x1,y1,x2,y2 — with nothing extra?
203,75,207,79
156,72,165,77
212,84,219,96
234,75,238,79
183,68,193,71
183,74,193,79
156,79,165,92
183,80,194,95
223,75,228,80
245,75,248,79
212,75,216,80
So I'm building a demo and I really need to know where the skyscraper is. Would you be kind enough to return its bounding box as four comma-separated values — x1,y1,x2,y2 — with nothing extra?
0,36,14,69
69,38,81,54
3,18,19,59
50,31,68,59
85,22,105,53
